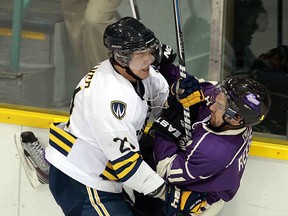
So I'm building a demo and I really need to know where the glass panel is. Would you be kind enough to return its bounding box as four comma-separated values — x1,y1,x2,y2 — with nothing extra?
222,0,288,137
120,0,212,80
1,0,287,139
0,0,73,113
183,0,212,81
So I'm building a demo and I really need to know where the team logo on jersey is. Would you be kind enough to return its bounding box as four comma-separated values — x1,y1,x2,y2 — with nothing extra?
111,101,127,120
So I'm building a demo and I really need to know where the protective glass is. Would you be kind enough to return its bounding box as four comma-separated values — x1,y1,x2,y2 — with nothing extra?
129,38,162,65
114,39,162,68
128,40,162,70
244,11,268,33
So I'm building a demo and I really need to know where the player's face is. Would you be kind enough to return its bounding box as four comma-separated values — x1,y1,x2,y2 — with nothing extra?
128,49,155,80
209,92,227,127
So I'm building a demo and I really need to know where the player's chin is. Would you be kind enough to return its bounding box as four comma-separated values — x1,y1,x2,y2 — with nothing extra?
139,68,150,78
209,117,216,127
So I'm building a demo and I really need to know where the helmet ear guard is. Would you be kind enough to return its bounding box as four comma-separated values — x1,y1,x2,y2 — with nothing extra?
113,49,132,67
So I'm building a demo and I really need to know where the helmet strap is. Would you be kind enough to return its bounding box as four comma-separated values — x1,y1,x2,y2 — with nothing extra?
124,66,142,81
208,115,244,132
208,120,228,132
221,115,245,130
110,56,143,81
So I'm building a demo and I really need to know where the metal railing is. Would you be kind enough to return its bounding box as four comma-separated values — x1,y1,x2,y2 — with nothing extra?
10,0,32,72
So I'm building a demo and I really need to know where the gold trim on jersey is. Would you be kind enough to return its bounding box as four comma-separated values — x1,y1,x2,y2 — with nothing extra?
86,187,110,215
49,123,77,156
100,161,120,181
101,151,143,182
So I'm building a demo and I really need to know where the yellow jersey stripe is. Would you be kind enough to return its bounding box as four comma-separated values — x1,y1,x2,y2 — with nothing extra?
101,170,119,181
117,160,138,179
112,153,140,170
50,123,76,144
49,133,71,153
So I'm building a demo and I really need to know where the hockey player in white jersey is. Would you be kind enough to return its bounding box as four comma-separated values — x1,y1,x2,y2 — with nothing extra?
45,16,165,216
42,17,203,216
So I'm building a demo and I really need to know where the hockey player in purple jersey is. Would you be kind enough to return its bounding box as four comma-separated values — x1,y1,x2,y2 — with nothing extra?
141,62,271,215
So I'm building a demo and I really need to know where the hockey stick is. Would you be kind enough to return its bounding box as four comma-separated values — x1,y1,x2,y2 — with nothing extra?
173,0,192,139
130,0,141,20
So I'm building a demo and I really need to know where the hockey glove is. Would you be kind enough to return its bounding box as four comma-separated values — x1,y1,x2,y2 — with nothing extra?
149,118,195,151
138,133,154,162
157,44,177,70
168,72,205,109
164,185,207,216
148,116,184,143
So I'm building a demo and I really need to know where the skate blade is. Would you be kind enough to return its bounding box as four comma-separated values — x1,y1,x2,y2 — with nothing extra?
14,133,41,189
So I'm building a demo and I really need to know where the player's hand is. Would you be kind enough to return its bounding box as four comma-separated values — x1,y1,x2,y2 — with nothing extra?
148,116,183,142
170,72,205,108
164,185,207,215
157,44,177,69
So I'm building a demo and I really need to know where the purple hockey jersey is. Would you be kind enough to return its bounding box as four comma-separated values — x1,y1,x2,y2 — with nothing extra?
152,80,253,205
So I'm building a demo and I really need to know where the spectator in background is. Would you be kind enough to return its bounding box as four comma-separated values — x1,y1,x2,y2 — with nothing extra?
61,0,122,76
182,0,268,80
227,0,268,75
250,45,288,135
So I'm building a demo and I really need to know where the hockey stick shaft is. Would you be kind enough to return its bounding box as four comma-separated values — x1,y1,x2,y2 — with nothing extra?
130,0,141,20
173,0,192,139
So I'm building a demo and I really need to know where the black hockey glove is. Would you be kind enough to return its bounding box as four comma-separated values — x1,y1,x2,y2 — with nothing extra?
149,117,197,151
168,72,205,109
148,116,184,143
138,132,155,162
164,185,207,216
157,44,177,69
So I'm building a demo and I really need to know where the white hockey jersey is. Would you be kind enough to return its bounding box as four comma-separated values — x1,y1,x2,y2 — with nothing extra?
45,60,169,195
